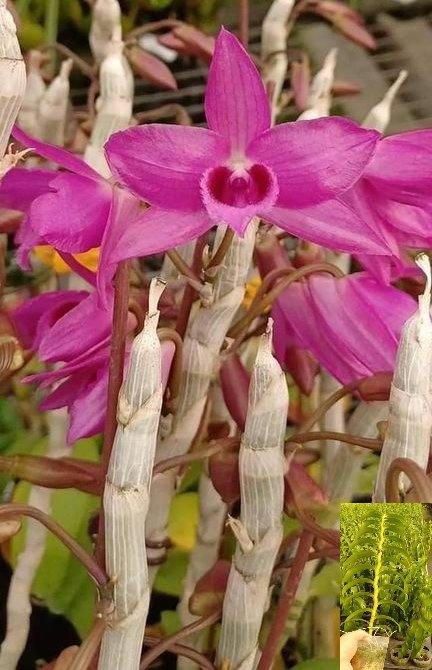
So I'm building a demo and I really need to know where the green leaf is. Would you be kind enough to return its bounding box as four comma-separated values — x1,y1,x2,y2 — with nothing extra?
153,549,189,597
160,610,180,636
291,659,340,670
310,563,340,599
10,438,100,637
168,491,199,551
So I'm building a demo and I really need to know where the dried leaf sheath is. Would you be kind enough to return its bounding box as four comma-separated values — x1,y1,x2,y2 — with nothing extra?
216,320,288,670
146,221,257,574
98,279,165,670
374,255,432,502
0,0,25,169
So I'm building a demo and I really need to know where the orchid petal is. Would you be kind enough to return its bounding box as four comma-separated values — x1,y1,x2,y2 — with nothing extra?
100,207,214,286
365,130,432,198
205,29,271,152
12,125,101,181
248,117,379,207
105,124,229,211
12,291,87,349
38,293,112,363
29,172,112,252
67,368,108,443
265,198,390,255
0,167,55,211
40,373,92,411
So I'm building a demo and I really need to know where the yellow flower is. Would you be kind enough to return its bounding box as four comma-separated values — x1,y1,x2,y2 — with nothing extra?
34,246,100,274
242,275,262,310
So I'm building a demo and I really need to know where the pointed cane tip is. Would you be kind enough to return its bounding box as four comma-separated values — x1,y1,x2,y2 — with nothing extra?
415,252,431,316
148,276,166,316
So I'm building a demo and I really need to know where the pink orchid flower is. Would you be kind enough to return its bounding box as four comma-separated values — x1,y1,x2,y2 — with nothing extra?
273,271,417,386
12,288,175,443
104,28,389,259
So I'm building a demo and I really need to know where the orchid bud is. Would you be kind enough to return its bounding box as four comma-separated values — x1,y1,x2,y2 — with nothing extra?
220,351,250,431
285,346,319,396
0,454,102,494
293,241,326,268
38,58,73,146
362,70,408,133
0,518,21,543
332,80,361,96
291,56,311,112
0,0,26,172
284,461,329,516
18,50,46,137
208,446,241,506
126,44,177,91
255,229,292,277
374,254,432,501
170,25,215,63
189,560,230,616
358,371,392,401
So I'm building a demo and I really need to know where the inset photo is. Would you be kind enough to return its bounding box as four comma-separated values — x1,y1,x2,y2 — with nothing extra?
341,503,432,670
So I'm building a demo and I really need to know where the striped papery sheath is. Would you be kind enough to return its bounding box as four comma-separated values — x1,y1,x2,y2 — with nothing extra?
0,0,25,176
374,254,432,502
98,278,165,670
216,320,288,670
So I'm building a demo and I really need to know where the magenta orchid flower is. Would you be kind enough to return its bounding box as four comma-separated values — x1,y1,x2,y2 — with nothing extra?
12,289,175,443
272,271,417,386
104,28,390,258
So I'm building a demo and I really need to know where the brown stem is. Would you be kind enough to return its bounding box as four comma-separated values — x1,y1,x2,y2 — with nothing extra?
96,261,130,570
40,43,95,80
175,235,207,339
167,249,203,285
287,430,382,453
126,19,183,40
67,618,105,670
142,637,215,670
292,503,339,547
205,229,235,280
135,104,192,126
0,504,108,586
385,458,432,503
257,531,314,670
299,378,367,433
140,611,221,669
153,438,239,476
239,0,250,47
228,262,344,341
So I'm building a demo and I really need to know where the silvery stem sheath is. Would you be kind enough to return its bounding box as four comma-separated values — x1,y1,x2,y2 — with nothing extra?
146,221,257,576
18,50,46,137
84,27,133,177
89,0,121,64
297,48,337,121
216,321,288,670
261,0,295,120
98,278,165,670
0,0,25,172
38,59,73,146
362,70,408,133
0,409,69,670
374,254,432,502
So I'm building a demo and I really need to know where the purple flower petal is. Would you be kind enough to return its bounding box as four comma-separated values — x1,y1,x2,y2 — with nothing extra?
205,29,271,153
12,125,101,181
248,117,379,207
67,367,108,443
265,198,390,255
200,162,278,234
102,207,214,280
0,167,55,211
40,372,92,411
38,292,112,363
29,172,112,252
365,130,432,199
12,291,87,349
105,124,229,211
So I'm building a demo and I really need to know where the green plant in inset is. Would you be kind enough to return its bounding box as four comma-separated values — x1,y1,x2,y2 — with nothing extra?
341,503,431,638
399,572,432,661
